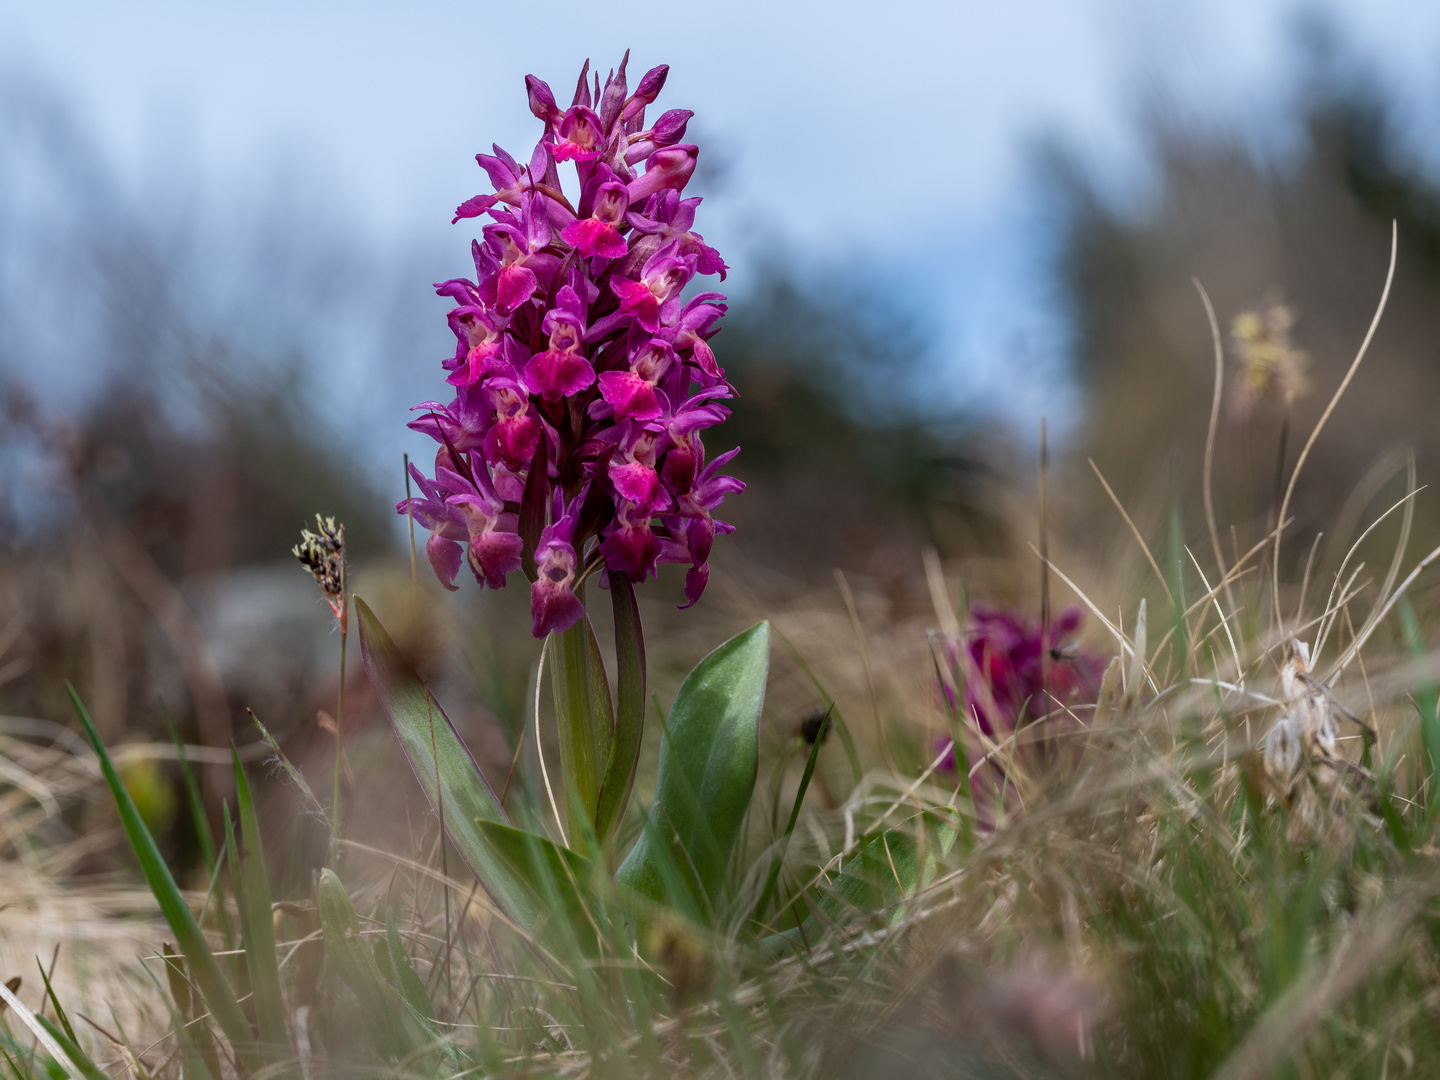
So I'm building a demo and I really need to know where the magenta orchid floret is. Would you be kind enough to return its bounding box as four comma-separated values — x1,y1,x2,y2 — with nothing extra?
399,54,741,637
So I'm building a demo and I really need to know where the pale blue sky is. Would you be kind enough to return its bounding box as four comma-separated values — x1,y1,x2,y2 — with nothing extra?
3,0,1440,435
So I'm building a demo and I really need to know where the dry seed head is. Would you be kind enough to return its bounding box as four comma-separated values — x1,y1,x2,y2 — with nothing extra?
294,514,346,625
1262,638,1376,841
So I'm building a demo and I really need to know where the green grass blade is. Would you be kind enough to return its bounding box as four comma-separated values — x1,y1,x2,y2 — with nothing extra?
144,949,221,1080
66,685,259,1070
0,1046,31,1080
1168,497,1190,675
0,981,84,1080
818,828,922,927
221,802,259,1047
162,706,217,874
31,1022,102,1080
617,622,770,911
753,707,829,923
33,962,75,1047
774,627,862,788
1398,596,1440,820
160,944,190,1018
231,750,289,1050
354,597,543,931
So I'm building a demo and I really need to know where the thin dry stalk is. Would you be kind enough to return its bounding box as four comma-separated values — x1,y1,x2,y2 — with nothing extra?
1313,487,1424,663
1088,458,1175,607
1184,546,1243,682
1329,539,1440,678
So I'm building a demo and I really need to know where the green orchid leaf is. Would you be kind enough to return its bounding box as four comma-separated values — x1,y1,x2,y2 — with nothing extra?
355,597,542,931
472,819,601,951
551,603,615,843
595,568,646,847
616,621,770,914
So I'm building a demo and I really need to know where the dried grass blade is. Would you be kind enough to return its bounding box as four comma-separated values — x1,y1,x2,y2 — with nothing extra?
1087,458,1174,607
1313,486,1423,663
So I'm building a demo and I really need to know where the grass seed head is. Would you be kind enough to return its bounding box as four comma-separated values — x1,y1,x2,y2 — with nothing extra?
293,513,346,625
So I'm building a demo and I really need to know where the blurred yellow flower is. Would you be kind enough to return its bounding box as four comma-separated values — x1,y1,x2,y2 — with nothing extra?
120,755,177,837
1230,301,1310,417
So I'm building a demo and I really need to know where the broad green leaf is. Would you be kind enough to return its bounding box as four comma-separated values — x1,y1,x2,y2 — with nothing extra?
355,597,540,930
231,751,289,1049
67,686,260,1072
616,622,770,912
595,569,646,846
317,869,420,1061
551,603,614,842
472,819,600,951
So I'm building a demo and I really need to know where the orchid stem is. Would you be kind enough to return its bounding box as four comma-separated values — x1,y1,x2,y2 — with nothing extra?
1039,417,1051,720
